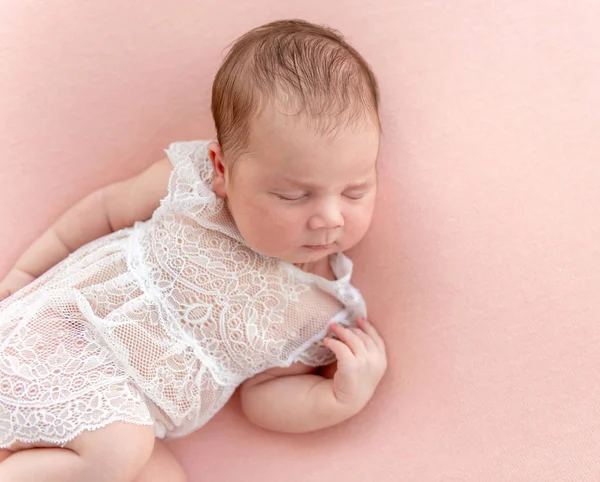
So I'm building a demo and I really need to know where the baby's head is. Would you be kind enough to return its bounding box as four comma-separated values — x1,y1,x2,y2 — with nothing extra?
209,19,380,265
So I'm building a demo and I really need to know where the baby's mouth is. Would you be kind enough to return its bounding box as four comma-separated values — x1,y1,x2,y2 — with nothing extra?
303,243,335,250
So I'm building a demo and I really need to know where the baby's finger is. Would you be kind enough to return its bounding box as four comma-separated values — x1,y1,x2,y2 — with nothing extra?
356,317,386,352
348,327,374,348
329,323,366,356
323,337,354,365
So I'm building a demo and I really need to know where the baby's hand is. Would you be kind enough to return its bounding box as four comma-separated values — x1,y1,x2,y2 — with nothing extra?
323,318,387,410
0,268,35,302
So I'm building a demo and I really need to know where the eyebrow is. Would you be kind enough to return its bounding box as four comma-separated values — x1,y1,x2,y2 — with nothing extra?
277,178,315,190
344,182,371,190
277,178,372,191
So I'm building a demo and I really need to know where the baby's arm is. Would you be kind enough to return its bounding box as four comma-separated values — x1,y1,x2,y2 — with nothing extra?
240,318,387,433
0,158,173,299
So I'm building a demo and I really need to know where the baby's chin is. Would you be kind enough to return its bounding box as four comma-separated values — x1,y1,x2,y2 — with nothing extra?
240,233,358,264
277,246,342,265
246,242,337,265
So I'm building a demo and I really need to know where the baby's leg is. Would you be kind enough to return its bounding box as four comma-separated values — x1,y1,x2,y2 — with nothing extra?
134,440,187,482
0,422,155,482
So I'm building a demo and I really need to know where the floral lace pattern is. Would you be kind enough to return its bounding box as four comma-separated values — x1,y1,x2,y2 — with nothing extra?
0,140,366,447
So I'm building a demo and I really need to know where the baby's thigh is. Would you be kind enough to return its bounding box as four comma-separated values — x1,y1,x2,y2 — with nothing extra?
134,439,187,482
67,422,156,481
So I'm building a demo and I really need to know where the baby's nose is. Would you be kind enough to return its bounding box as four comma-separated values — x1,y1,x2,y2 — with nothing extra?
308,202,344,230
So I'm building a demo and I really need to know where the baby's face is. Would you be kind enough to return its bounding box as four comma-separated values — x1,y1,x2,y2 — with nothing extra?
211,108,380,265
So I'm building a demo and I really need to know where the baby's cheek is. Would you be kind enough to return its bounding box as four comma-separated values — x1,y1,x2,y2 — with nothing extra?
267,214,302,242
230,203,264,240
244,205,295,244
345,211,373,242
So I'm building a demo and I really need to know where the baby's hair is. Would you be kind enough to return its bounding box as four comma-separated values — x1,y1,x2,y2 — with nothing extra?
211,19,380,160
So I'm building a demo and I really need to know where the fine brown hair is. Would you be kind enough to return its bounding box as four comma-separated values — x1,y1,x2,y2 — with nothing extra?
211,19,380,160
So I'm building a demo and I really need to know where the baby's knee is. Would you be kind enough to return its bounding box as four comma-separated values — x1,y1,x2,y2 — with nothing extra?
158,464,187,482
69,423,156,482
168,458,188,482
133,439,187,482
156,457,187,482
174,467,188,482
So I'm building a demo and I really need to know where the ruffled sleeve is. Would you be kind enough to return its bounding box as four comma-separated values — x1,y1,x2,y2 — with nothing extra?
164,140,214,201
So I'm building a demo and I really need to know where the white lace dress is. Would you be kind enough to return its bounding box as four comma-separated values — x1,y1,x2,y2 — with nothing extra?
0,140,367,448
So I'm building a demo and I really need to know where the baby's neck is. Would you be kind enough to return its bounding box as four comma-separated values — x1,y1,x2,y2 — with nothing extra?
294,256,336,281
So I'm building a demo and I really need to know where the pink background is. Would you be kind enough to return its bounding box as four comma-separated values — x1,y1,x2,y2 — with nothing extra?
1,1,599,480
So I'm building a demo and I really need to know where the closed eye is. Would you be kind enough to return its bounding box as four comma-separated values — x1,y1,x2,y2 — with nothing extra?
272,192,308,202
343,191,367,200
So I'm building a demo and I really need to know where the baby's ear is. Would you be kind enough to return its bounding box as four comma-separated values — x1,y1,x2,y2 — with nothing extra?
208,142,227,198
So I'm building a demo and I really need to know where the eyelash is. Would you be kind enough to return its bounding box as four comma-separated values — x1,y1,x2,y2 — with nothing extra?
343,192,366,200
272,191,368,202
275,193,308,202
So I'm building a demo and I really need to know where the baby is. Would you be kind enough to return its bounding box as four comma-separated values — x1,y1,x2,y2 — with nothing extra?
0,19,386,482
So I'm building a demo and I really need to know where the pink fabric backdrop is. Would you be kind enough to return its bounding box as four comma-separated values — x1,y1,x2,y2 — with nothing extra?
1,1,599,480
